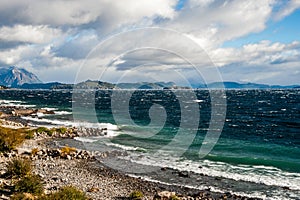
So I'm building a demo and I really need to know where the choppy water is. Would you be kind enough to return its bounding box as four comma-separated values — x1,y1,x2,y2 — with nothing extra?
0,89,299,199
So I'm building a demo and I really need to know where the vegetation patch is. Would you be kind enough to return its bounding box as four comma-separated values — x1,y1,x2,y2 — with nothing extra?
31,148,39,156
15,174,44,195
54,127,67,134
60,146,77,155
24,129,35,139
6,158,32,178
35,127,53,136
41,186,89,200
0,126,26,152
170,195,180,200
129,191,144,200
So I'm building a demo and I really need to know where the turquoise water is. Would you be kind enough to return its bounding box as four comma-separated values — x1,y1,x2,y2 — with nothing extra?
0,89,299,199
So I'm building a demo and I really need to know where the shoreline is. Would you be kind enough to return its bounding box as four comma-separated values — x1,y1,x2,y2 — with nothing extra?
0,130,259,200
0,106,262,200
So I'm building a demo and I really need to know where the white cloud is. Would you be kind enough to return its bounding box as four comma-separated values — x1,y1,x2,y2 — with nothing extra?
168,0,275,49
0,45,38,65
0,0,176,29
0,0,299,85
0,25,62,44
273,0,300,20
210,40,300,67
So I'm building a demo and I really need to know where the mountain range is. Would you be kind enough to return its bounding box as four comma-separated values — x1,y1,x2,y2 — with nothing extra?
0,66,299,89
0,66,41,87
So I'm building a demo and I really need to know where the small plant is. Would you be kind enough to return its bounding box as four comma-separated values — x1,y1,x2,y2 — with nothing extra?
7,158,32,178
25,130,35,139
15,174,44,195
31,148,39,156
60,146,77,155
0,127,26,152
55,127,67,134
170,195,180,200
42,186,88,200
129,191,144,200
36,127,53,136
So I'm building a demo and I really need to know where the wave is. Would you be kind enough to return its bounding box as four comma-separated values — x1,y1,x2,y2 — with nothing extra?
127,174,273,200
124,152,300,192
0,99,36,108
74,137,98,143
54,111,72,115
106,142,147,152
41,107,57,111
22,116,121,139
21,116,118,129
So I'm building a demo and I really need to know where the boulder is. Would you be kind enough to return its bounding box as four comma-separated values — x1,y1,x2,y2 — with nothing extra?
154,191,176,200
178,171,190,178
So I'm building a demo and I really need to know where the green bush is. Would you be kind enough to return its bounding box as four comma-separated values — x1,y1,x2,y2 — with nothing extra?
54,127,67,134
7,158,32,178
15,175,44,195
36,127,53,136
25,130,35,139
42,186,88,200
129,191,144,200
0,127,26,152
170,195,180,200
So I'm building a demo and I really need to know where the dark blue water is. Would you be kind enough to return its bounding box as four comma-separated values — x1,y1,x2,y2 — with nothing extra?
0,89,299,199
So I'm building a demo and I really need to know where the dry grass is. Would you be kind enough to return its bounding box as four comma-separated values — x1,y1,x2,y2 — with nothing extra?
31,148,39,156
60,146,77,155
40,186,89,200
6,157,32,178
15,174,44,195
0,126,26,152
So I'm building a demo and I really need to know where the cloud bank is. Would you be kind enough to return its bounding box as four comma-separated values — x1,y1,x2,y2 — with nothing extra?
0,0,299,85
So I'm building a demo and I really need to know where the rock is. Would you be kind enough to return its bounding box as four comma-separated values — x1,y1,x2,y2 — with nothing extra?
282,186,290,190
12,109,36,116
0,194,10,200
178,171,190,178
87,187,100,192
66,155,71,160
154,191,176,199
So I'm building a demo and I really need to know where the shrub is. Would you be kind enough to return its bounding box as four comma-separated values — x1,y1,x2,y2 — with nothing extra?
170,195,180,200
129,191,144,200
54,127,67,134
15,174,44,195
7,158,32,178
11,193,35,200
0,127,26,152
25,130,35,139
60,146,77,155
42,186,88,200
36,127,53,136
31,148,39,156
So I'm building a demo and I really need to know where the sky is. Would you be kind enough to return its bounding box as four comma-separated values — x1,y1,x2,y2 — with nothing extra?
0,0,299,85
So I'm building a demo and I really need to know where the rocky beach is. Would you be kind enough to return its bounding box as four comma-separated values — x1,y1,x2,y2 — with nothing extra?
0,104,261,200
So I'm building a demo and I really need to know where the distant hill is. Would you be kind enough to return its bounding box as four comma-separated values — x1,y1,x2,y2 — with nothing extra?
18,80,189,90
14,79,300,90
74,80,115,89
0,66,41,87
19,82,73,90
116,81,184,89
203,82,299,89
